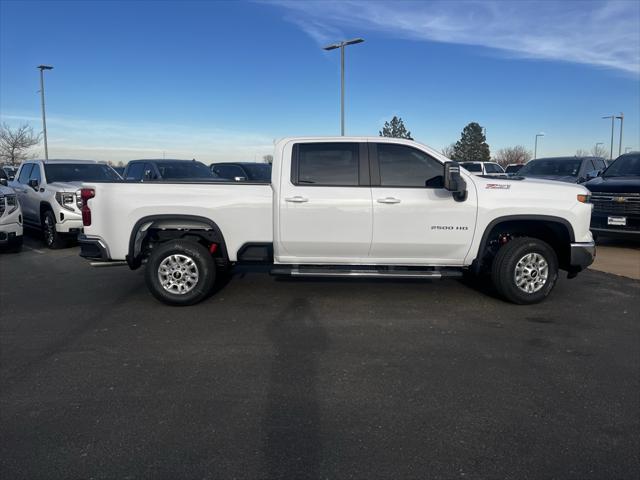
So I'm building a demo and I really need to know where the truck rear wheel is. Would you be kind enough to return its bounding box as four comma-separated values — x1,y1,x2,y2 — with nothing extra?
491,237,558,305
145,239,216,306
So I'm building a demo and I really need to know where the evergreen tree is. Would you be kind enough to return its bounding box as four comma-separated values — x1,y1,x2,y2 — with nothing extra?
379,116,413,140
451,122,490,162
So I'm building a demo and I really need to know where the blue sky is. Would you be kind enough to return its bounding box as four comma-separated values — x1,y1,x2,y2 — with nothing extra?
0,0,638,163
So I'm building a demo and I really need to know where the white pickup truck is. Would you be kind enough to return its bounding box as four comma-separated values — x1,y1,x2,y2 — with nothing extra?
79,137,595,306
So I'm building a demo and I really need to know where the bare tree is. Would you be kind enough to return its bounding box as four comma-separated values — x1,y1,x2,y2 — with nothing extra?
0,123,41,165
441,143,456,158
493,146,532,167
591,144,608,158
263,154,273,164
575,149,590,157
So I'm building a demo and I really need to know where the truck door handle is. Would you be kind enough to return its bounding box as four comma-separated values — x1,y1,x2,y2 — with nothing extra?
285,196,309,203
377,197,401,204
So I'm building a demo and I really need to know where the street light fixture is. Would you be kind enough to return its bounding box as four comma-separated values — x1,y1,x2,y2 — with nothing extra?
37,65,54,160
615,112,624,157
534,133,544,159
602,115,615,160
323,38,364,136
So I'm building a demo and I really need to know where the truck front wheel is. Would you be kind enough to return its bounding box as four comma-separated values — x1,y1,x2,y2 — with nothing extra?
491,237,558,305
145,240,216,306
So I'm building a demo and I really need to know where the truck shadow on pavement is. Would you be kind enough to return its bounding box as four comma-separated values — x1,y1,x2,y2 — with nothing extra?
263,297,329,480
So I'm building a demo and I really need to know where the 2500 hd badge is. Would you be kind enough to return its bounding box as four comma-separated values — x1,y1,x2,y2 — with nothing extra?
431,225,469,231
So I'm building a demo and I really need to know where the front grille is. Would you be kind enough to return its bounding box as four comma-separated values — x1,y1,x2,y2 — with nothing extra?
591,192,640,216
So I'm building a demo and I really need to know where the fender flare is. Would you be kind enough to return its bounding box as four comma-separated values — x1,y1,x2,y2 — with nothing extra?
472,214,575,273
126,214,228,269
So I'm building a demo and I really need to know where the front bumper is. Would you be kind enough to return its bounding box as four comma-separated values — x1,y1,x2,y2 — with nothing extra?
0,222,23,245
569,241,596,271
78,234,110,261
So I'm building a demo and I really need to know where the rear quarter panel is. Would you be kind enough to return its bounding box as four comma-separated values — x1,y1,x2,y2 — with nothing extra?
82,182,273,261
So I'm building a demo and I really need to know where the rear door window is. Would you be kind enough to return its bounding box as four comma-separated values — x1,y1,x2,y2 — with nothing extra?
485,163,504,174
293,143,359,186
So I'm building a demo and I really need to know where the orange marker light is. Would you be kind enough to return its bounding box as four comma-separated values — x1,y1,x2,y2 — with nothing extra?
577,194,591,203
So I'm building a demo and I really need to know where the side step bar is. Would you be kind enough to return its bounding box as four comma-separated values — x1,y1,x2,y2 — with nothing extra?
270,266,463,279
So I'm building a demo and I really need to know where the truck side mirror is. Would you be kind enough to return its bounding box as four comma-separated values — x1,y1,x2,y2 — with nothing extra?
444,162,467,202
28,178,39,190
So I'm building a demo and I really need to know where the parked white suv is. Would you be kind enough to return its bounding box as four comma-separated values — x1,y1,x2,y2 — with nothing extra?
460,161,506,176
10,160,120,248
0,178,23,251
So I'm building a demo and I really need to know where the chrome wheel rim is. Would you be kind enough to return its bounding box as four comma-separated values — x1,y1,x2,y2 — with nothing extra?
514,252,549,294
158,254,199,295
44,216,55,246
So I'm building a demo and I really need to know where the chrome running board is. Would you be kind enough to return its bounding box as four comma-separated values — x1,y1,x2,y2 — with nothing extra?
270,266,463,279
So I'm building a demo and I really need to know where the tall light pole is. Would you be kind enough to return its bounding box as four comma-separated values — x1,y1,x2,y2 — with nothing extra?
323,38,364,136
534,133,544,159
602,115,615,160
37,65,54,160
616,112,624,157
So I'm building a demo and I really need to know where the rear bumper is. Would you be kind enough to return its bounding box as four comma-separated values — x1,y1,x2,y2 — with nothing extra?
569,241,596,271
78,234,110,261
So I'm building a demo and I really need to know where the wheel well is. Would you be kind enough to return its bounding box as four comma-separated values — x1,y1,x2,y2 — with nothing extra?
127,215,229,270
475,219,573,272
39,202,53,224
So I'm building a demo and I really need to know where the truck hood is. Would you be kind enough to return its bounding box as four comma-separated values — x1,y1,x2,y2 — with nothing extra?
48,181,84,191
0,184,16,195
585,175,640,194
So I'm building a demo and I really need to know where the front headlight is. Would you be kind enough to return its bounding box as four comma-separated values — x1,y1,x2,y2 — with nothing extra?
0,194,5,216
55,191,76,211
5,194,18,215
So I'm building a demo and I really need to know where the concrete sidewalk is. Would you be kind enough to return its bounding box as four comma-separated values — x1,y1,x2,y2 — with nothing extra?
590,238,640,280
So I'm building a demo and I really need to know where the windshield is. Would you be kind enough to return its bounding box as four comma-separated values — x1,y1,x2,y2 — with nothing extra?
243,163,272,181
506,165,522,173
461,162,482,172
603,154,640,177
157,161,215,179
518,158,582,177
44,163,121,182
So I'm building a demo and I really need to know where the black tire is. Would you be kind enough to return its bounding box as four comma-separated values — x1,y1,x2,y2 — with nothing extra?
491,237,558,305
145,239,216,306
42,210,68,249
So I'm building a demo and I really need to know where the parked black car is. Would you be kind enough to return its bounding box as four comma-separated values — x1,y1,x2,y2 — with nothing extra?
517,156,607,183
585,152,640,239
123,159,220,182
210,162,272,182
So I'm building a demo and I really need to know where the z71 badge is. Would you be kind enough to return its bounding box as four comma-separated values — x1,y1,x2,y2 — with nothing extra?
486,184,511,189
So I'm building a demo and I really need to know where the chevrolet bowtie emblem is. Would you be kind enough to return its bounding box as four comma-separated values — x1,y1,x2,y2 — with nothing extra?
614,196,626,203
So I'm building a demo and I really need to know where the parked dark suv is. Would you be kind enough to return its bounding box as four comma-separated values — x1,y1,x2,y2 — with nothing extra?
585,152,640,239
123,159,220,182
517,156,607,183
210,162,272,182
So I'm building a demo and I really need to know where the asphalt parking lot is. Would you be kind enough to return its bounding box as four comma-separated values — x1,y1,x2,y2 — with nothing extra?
1,233,639,479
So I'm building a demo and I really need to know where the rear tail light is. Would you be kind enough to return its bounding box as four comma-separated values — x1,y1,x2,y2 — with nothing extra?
80,188,95,226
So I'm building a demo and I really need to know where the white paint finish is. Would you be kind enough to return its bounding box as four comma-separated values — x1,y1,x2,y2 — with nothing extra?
82,136,593,270
83,182,273,261
369,178,478,264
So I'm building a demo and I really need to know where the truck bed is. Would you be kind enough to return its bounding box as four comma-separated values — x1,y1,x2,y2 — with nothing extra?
81,182,273,261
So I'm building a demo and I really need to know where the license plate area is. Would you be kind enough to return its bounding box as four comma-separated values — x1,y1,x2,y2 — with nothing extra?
608,216,627,226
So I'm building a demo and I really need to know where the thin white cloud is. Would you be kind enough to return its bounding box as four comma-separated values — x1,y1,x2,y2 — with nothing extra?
1,113,275,163
271,0,640,75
